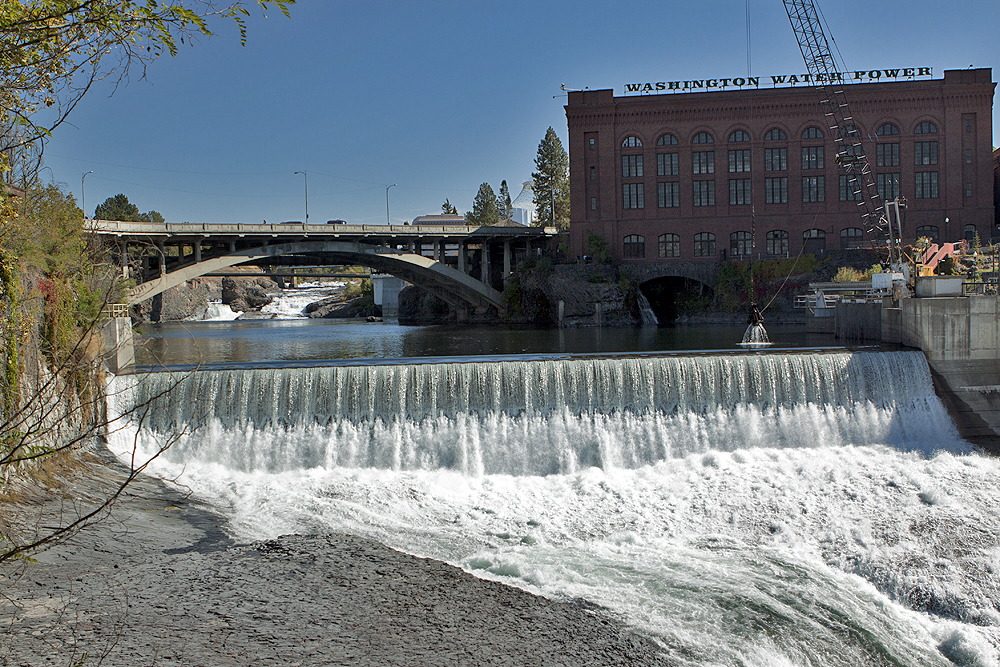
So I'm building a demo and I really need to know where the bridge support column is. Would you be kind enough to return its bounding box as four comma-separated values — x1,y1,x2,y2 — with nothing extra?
481,241,491,287
458,242,466,274
157,242,167,276
195,237,203,263
503,240,511,277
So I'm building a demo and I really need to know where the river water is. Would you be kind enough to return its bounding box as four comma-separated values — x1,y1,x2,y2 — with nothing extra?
108,287,1000,666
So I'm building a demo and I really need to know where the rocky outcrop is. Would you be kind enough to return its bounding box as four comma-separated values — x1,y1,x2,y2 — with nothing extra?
131,272,282,323
306,295,381,319
221,276,279,313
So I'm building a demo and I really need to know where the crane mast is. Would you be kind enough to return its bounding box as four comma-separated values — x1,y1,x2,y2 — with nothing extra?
782,0,902,266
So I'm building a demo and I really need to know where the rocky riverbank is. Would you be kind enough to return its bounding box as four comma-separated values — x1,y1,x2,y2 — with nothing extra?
1,447,666,666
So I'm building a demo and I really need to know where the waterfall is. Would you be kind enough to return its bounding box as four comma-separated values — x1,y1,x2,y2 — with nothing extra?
108,350,963,476
637,293,659,325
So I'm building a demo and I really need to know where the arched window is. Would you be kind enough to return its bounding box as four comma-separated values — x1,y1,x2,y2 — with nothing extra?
915,225,940,244
766,230,789,256
728,130,751,142
622,136,643,148
914,121,938,134
802,229,826,254
802,127,824,140
623,234,645,259
964,224,977,243
764,128,787,141
692,132,714,144
656,134,678,146
730,231,752,257
658,233,680,258
840,227,863,249
877,123,900,136
693,232,716,257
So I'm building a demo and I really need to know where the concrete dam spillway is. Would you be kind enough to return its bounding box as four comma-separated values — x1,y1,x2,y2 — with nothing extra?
107,350,1000,665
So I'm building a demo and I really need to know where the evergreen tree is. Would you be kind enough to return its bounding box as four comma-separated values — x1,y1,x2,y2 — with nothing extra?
465,183,499,226
94,194,141,221
532,127,570,229
144,210,165,222
497,180,513,221
441,199,457,215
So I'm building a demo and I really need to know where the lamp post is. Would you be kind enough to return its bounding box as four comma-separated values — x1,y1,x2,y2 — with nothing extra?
386,184,396,225
294,171,308,223
82,171,92,219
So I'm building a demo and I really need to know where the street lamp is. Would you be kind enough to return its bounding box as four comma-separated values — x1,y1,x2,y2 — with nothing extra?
386,184,396,225
294,171,308,223
82,171,92,219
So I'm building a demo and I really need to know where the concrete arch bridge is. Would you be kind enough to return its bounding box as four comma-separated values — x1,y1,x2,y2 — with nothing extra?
88,220,559,315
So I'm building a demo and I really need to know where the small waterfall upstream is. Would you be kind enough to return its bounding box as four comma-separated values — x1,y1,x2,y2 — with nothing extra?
637,293,659,325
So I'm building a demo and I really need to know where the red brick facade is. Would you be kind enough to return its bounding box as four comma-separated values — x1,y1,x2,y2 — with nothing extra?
565,68,996,263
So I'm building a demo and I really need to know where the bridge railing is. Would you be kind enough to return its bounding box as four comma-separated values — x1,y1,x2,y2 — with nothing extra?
87,220,558,238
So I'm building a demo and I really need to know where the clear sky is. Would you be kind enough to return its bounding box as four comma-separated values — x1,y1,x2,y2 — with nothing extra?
41,0,999,225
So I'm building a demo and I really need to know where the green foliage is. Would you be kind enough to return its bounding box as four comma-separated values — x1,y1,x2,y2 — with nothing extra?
94,194,141,221
935,256,959,276
714,255,821,312
532,126,569,229
497,180,512,221
144,210,165,223
465,182,499,227
833,266,863,282
501,274,523,317
585,231,612,265
343,277,373,301
441,199,457,215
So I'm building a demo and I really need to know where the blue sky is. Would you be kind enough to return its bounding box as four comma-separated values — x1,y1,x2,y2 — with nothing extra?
42,0,999,225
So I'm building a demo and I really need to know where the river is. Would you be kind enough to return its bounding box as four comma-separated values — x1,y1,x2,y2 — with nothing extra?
107,287,1000,666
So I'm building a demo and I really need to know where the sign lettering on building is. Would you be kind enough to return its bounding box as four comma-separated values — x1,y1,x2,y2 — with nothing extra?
623,67,933,94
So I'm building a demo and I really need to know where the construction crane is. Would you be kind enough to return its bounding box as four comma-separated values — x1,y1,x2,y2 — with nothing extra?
782,0,905,271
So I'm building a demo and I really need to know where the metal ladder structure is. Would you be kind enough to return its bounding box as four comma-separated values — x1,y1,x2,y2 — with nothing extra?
781,0,903,266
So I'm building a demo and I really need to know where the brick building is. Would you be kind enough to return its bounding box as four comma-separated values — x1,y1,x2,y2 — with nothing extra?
565,68,996,264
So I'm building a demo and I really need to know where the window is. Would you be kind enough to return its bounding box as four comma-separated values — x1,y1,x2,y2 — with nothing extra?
802,127,824,140
966,120,973,133
623,183,644,209
877,173,900,200
622,136,642,147
693,180,715,206
965,149,973,164
693,232,716,257
766,230,789,256
729,130,751,142
914,172,938,199
622,155,643,178
623,234,645,259
964,224,977,242
803,229,826,253
730,231,752,257
764,148,787,171
692,132,714,144
802,176,825,202
916,225,940,244
877,123,900,136
914,142,938,165
657,153,679,176
839,174,862,201
764,128,787,141
802,146,824,170
692,151,715,174
590,166,596,180
966,183,973,197
765,177,788,204
590,197,597,211
657,134,678,146
914,121,938,134
840,227,864,249
658,182,680,208
589,138,596,150
876,143,899,167
659,233,680,258
729,149,751,173
730,178,751,205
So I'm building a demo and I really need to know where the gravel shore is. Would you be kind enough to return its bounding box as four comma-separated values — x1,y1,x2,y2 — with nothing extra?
1,448,667,666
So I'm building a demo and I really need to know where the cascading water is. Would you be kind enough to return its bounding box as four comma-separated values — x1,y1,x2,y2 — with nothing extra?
106,350,1000,666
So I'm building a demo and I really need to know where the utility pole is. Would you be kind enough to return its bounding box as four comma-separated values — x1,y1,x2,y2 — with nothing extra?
82,171,92,219
386,184,396,225
294,171,308,223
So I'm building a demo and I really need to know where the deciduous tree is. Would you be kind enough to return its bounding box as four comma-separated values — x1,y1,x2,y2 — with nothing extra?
532,127,569,229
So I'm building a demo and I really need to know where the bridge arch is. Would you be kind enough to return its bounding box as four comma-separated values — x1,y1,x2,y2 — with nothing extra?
128,241,504,313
